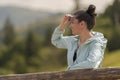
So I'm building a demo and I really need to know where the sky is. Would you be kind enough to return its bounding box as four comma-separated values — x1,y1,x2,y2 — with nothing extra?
0,0,114,13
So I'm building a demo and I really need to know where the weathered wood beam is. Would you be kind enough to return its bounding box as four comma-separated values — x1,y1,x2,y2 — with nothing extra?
0,67,120,80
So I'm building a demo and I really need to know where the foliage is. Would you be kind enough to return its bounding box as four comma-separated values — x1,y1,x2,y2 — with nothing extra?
95,0,120,51
3,17,15,46
103,0,120,26
0,16,67,74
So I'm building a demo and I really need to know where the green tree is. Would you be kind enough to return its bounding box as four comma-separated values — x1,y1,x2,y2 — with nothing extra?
44,24,54,46
103,0,120,27
0,17,16,73
3,17,15,46
101,0,120,51
25,28,40,65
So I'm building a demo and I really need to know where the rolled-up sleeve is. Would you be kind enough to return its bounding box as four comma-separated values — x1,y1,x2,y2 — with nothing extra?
69,42,103,70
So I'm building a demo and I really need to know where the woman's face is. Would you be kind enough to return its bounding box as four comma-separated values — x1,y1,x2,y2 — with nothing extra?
70,18,85,35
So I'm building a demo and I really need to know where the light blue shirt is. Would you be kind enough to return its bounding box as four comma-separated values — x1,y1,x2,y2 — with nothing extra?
51,27,107,70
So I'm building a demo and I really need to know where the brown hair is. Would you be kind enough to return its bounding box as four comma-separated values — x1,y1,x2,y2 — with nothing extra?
73,4,97,30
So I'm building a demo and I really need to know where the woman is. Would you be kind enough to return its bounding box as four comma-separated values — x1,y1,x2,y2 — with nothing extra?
51,4,107,70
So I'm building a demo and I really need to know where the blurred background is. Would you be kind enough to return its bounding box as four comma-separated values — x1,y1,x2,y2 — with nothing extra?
0,0,120,75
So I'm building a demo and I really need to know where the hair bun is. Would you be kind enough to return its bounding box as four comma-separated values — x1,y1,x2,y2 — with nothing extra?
86,4,97,16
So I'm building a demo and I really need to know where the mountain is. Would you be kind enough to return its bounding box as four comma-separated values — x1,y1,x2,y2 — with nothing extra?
0,6,55,29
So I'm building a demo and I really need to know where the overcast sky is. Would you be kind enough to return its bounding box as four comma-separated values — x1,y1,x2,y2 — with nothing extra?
0,0,114,13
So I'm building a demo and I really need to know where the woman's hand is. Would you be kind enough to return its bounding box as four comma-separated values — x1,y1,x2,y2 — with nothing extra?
58,15,70,30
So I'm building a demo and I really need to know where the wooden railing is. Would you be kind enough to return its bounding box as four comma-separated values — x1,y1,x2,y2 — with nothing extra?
0,67,120,80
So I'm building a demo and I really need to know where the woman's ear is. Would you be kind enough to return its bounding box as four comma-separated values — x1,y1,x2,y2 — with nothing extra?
80,21,85,26
79,21,87,30
79,21,85,27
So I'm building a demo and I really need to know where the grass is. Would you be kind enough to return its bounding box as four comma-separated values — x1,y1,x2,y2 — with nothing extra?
103,50,120,67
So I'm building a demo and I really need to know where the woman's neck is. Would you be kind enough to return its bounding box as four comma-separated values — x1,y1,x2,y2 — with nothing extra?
78,31,93,46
